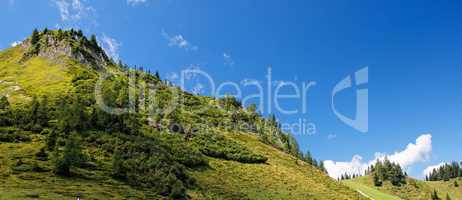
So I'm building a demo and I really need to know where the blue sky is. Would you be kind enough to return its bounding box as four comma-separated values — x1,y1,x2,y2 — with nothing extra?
1,0,462,179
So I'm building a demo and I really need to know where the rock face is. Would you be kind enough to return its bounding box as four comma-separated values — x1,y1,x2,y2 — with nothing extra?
20,30,112,70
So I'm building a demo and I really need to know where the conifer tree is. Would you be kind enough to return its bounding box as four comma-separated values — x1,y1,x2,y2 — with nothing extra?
31,29,40,45
53,133,85,176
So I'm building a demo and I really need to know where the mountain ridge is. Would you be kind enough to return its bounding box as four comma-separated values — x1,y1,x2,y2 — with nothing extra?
0,29,366,200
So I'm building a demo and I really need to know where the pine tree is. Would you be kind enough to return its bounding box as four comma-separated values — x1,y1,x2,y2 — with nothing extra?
319,161,327,173
155,71,160,80
112,149,125,179
373,173,383,187
53,133,85,176
37,96,49,126
90,34,98,48
46,129,59,150
0,96,9,110
0,96,11,126
31,29,40,45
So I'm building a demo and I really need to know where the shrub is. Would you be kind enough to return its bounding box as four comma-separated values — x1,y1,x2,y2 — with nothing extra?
191,133,267,164
53,133,86,176
0,129,31,143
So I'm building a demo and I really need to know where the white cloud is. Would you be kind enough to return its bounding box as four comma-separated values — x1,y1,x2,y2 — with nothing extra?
100,34,121,62
10,41,21,47
53,0,95,22
223,53,235,66
324,134,432,179
423,162,446,177
161,29,198,51
127,0,147,6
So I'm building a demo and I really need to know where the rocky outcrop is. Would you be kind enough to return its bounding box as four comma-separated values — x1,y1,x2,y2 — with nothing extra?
20,29,112,70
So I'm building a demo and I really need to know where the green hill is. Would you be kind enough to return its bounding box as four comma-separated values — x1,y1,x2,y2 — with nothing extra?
0,29,365,200
342,176,462,200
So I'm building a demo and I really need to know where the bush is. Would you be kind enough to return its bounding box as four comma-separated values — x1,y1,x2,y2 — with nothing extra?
35,147,48,161
53,133,86,176
0,128,31,143
191,133,268,164
108,135,193,198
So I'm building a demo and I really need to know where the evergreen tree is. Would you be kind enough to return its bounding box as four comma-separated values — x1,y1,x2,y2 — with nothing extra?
0,96,9,110
155,71,160,80
373,173,383,186
31,29,40,45
53,133,85,176
304,150,313,165
0,96,11,126
90,34,98,48
319,161,327,173
37,96,49,126
46,129,59,150
112,149,125,179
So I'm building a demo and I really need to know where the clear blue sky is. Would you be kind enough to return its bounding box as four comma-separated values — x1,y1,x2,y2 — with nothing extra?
1,0,461,178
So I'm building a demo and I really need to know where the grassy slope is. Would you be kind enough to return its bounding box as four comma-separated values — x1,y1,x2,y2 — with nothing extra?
342,179,402,200
425,178,462,200
0,135,160,200
0,132,366,200
343,176,462,200
0,46,72,104
190,133,366,200
0,45,367,199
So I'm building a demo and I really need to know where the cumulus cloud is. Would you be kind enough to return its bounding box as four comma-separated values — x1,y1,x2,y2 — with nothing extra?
100,34,121,62
423,162,446,177
127,0,147,6
53,0,95,22
10,41,21,47
161,29,198,51
223,53,235,66
324,134,432,179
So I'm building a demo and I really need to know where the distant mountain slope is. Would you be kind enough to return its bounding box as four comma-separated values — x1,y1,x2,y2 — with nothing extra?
342,176,462,200
0,29,366,200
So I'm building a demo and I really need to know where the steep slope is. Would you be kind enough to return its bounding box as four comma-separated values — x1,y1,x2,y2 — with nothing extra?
191,133,365,200
0,29,365,200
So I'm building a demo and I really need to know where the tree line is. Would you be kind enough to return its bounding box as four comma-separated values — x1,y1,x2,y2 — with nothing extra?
426,162,462,182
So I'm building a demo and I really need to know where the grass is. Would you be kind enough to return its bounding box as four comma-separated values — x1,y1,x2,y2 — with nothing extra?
0,135,161,200
342,179,402,200
343,175,462,200
0,40,369,199
0,131,368,200
190,132,367,200
425,178,462,200
0,46,72,104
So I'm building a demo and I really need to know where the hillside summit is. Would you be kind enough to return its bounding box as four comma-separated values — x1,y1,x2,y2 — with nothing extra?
0,29,366,200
